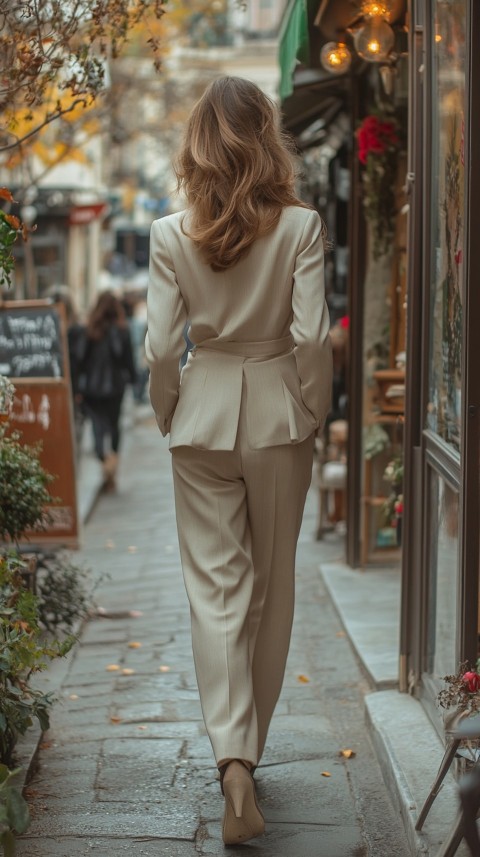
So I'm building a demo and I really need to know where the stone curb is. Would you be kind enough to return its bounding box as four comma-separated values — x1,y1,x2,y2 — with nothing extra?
365,691,469,857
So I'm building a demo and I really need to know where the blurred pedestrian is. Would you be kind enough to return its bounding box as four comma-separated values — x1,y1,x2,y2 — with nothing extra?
146,76,332,844
46,285,85,455
123,295,149,404
77,291,136,490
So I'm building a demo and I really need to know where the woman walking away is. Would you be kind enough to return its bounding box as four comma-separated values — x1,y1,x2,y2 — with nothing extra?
146,76,332,845
78,291,136,490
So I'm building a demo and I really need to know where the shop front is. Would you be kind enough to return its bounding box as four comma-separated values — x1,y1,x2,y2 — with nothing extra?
279,0,480,729
401,0,480,728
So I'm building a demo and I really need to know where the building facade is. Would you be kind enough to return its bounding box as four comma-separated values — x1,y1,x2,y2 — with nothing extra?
279,0,480,736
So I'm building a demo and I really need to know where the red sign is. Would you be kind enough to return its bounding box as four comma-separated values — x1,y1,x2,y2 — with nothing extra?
69,203,107,225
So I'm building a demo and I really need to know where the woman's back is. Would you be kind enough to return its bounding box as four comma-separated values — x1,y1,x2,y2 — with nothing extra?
152,205,316,346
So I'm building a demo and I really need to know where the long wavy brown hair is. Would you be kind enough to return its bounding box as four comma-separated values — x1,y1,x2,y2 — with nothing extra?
175,76,323,271
87,291,126,341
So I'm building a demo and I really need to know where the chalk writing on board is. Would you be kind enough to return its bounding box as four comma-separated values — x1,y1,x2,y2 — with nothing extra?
10,393,52,430
44,507,74,531
0,308,64,378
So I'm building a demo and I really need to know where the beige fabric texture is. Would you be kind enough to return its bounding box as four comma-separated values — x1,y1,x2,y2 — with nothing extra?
146,204,332,766
146,205,332,448
172,408,315,766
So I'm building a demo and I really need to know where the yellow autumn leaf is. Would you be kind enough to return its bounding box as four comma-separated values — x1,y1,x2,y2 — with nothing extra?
106,664,120,672
297,674,310,683
110,716,122,724
121,668,135,675
340,749,356,759
128,641,142,649
159,665,170,673
321,771,331,777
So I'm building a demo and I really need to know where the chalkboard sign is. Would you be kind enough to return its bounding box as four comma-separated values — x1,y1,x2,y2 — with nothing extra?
1,300,78,548
0,304,64,379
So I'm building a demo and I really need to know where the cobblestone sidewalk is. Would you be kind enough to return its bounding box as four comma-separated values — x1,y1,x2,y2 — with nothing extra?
16,414,409,857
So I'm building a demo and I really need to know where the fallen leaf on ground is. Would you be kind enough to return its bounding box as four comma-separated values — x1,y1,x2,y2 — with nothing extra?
110,716,122,724
340,749,356,759
121,668,135,675
297,674,310,683
106,664,120,672
321,771,331,777
68,694,79,700
39,740,52,750
159,665,170,672
128,641,142,649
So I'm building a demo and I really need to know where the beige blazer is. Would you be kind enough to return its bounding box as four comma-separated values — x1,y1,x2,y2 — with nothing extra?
146,205,332,450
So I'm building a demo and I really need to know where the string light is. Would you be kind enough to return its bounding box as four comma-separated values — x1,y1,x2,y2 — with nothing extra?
360,1,395,20
320,42,352,75
354,17,395,62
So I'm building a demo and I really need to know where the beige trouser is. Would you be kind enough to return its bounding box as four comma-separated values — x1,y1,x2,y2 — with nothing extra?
171,407,314,768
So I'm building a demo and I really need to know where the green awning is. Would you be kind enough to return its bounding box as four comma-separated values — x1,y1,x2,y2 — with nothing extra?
278,0,310,101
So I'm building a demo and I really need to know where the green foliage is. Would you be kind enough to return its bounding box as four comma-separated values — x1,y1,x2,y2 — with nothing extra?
0,554,74,767
36,552,94,634
0,190,23,289
0,425,54,544
0,212,19,289
0,764,30,855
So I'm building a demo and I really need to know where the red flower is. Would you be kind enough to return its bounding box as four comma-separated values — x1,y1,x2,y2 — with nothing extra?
462,671,480,693
394,500,404,515
356,114,400,163
340,316,350,329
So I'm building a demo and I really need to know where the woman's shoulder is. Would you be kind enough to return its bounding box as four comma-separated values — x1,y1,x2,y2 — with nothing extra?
280,205,318,225
152,211,187,238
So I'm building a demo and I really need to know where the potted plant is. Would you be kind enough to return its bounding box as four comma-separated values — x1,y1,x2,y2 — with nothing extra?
437,661,480,773
0,421,53,546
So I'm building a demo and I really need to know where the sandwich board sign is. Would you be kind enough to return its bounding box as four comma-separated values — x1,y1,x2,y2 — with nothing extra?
0,299,79,547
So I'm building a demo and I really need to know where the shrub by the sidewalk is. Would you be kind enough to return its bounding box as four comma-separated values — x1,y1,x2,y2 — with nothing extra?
0,425,53,544
0,554,74,767
0,764,30,857
36,552,93,634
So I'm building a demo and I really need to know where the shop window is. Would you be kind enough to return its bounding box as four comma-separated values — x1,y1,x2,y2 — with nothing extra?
427,1,466,452
427,469,459,678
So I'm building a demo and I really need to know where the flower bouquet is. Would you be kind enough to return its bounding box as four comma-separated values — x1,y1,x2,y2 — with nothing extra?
437,662,480,770
356,113,401,260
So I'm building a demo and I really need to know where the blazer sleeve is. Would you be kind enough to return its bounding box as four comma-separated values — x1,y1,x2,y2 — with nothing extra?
290,210,333,429
146,219,187,436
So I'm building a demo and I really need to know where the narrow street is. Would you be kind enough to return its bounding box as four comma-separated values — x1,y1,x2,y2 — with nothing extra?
16,411,410,857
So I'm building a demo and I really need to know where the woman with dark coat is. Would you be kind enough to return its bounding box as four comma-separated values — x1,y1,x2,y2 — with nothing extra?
77,291,136,488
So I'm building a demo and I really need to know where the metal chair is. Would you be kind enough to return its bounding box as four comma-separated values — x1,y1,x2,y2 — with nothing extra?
416,714,480,857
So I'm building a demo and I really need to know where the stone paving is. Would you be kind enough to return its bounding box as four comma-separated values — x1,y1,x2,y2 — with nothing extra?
16,414,410,857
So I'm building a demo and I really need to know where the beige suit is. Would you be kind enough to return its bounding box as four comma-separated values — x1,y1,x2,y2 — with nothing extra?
146,205,332,766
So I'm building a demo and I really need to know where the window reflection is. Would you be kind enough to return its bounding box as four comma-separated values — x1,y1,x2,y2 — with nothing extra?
428,471,459,677
427,1,465,451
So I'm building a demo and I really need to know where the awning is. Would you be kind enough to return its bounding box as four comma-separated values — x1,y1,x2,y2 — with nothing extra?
278,0,310,101
281,67,348,141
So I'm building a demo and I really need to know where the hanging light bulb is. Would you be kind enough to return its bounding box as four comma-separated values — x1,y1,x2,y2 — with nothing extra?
354,17,395,62
360,1,395,20
320,42,352,75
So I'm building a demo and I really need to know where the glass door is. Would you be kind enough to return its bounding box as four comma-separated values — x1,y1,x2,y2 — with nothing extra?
421,0,467,716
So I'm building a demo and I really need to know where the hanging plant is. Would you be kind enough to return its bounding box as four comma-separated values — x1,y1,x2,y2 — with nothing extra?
356,113,401,260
